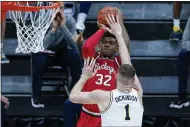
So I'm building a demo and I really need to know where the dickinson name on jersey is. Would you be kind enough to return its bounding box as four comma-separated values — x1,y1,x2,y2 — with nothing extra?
115,95,138,103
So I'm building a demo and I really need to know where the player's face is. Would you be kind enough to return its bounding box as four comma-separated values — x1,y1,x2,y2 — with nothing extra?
100,37,118,57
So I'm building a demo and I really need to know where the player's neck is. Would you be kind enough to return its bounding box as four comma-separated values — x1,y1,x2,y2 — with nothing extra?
117,84,132,93
100,54,115,59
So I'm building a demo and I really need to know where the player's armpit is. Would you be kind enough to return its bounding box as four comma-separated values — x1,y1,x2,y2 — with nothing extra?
69,90,105,104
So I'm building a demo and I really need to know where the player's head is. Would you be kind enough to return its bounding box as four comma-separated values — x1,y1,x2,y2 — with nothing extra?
99,32,118,57
116,64,136,87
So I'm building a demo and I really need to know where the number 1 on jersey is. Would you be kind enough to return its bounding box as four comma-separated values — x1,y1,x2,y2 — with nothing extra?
125,104,130,120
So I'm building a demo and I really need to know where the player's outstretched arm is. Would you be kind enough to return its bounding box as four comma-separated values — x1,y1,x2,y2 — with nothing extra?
105,14,143,96
70,89,105,104
70,57,104,104
82,28,105,58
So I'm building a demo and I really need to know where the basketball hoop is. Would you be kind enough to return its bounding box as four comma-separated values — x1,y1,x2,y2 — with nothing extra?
1,2,61,53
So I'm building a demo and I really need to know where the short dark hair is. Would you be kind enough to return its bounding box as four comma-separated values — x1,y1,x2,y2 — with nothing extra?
101,32,116,41
118,64,136,78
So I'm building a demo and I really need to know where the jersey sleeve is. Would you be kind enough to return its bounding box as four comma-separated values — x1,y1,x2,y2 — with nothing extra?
82,28,105,58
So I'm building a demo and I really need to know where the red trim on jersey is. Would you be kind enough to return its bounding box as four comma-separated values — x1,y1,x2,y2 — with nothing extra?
82,110,101,117
115,55,122,66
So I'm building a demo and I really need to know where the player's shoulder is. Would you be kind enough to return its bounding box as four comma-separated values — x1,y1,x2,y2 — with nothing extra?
132,88,143,98
132,89,144,109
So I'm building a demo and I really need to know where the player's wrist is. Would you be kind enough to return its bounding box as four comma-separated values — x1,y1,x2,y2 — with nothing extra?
115,33,122,38
80,75,90,80
119,20,124,27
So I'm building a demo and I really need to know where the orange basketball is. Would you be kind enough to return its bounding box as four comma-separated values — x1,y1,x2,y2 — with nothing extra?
97,6,117,27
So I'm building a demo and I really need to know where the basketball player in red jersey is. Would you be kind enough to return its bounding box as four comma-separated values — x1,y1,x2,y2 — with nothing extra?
77,9,138,127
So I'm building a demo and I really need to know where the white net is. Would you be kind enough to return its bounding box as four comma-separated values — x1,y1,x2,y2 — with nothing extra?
8,2,60,53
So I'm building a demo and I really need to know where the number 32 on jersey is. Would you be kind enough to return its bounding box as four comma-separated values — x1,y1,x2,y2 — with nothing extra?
95,74,112,86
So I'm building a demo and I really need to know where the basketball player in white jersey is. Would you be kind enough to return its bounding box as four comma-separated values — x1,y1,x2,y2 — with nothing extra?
70,57,143,126
70,14,143,127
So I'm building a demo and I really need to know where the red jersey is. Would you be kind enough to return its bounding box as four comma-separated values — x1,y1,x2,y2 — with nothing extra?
77,55,121,127
82,55,121,113
78,28,121,127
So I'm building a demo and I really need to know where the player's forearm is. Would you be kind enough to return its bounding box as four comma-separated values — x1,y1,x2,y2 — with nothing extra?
82,28,105,58
69,76,89,103
116,34,131,65
120,21,130,52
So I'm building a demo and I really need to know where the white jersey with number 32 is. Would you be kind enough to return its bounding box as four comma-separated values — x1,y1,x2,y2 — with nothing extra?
101,89,144,127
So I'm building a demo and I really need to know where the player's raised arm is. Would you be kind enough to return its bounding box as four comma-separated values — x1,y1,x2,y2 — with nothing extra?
82,28,105,58
105,14,143,96
69,57,104,104
105,14,130,65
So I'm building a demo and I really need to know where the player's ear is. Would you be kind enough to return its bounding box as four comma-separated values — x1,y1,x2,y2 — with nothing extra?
115,46,119,54
96,44,101,54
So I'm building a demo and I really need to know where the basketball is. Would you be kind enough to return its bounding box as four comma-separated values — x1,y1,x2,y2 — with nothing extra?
97,6,117,27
